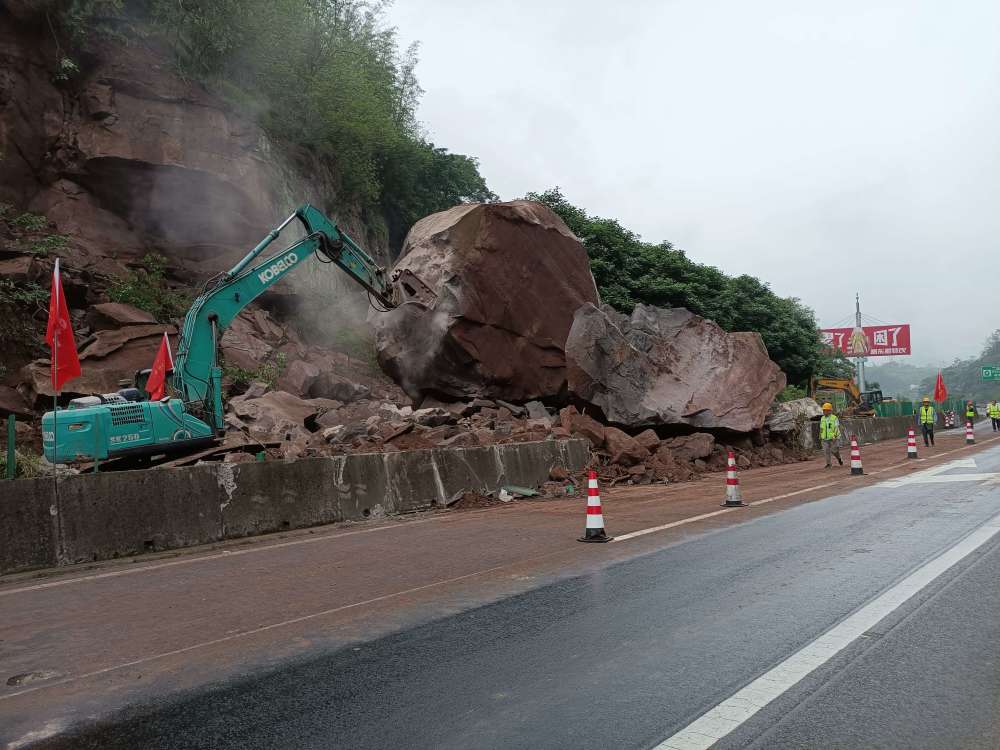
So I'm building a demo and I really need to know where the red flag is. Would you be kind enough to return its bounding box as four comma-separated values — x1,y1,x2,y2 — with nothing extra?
45,258,81,392
146,332,174,401
933,371,948,403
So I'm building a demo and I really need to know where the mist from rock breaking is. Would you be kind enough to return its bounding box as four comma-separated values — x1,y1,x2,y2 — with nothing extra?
127,164,388,367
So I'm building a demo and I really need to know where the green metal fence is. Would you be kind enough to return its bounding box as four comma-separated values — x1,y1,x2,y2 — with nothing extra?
874,397,970,421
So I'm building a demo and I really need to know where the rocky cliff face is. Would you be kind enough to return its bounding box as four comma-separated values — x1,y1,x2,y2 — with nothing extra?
0,6,389,281
0,5,397,403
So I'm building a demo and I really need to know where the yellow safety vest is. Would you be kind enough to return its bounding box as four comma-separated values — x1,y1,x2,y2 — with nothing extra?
919,406,935,425
966,406,976,418
989,403,1000,418
819,414,840,440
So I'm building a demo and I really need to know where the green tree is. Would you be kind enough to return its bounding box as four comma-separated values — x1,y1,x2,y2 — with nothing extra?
917,330,1000,403
55,0,494,251
527,188,824,385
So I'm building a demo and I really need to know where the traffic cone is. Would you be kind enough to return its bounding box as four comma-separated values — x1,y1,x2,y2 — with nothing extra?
966,422,975,445
906,429,918,459
721,451,748,507
849,436,864,475
578,471,612,542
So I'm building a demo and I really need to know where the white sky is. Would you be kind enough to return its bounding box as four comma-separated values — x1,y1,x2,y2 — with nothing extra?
386,0,1000,366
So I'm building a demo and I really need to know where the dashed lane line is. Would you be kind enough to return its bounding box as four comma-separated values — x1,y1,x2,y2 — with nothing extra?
4,435,998,596
614,435,1000,543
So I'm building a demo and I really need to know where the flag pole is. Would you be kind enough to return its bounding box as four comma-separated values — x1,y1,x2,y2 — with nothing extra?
51,260,64,563
52,307,63,561
53,311,58,483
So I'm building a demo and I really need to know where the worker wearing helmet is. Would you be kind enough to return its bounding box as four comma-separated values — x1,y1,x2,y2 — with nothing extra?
919,396,936,447
966,401,977,429
988,399,1000,431
819,402,843,468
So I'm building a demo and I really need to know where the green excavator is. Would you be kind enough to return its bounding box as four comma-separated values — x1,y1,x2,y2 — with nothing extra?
41,204,433,464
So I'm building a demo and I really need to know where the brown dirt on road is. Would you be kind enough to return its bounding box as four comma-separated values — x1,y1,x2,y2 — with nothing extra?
1,427,997,747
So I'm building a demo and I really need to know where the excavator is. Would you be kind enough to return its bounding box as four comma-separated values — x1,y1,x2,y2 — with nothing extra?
42,204,433,464
809,377,883,418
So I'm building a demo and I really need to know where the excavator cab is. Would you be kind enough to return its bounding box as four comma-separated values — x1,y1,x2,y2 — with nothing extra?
132,368,173,400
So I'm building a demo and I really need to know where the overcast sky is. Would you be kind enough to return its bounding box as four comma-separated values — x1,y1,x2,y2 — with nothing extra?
386,0,1000,366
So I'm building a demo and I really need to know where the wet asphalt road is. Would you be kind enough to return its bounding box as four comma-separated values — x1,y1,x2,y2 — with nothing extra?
33,448,1000,749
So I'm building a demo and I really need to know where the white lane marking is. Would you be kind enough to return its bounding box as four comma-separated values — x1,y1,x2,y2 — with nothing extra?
655,512,1000,750
613,483,840,542
880,458,1000,488
6,436,999,594
885,473,1000,485
619,439,1000,543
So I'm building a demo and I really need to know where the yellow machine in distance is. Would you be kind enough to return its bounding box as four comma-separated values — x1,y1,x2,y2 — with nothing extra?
810,377,883,418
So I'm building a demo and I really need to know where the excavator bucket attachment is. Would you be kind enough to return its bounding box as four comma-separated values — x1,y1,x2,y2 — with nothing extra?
391,268,436,307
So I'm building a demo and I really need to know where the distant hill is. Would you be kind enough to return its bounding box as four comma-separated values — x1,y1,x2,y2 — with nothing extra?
863,362,936,398
915,330,1000,403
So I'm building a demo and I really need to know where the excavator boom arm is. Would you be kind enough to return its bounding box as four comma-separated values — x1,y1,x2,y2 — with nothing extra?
171,205,398,430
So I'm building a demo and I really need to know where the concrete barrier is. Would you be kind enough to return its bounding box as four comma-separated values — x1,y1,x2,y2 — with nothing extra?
809,415,915,450
0,439,589,575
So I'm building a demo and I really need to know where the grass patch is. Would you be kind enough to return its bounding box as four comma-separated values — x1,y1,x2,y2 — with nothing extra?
108,253,190,321
0,448,46,479
222,352,288,390
10,212,49,231
26,234,69,256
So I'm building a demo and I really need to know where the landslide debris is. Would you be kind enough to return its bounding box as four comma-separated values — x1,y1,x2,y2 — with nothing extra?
372,200,599,402
565,303,786,432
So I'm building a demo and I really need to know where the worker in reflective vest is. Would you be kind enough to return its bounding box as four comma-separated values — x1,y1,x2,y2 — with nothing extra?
819,402,843,468
966,401,977,427
919,397,936,447
988,400,1000,432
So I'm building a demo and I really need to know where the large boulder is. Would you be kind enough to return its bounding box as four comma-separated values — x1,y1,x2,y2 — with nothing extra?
604,427,649,466
566,304,786,432
372,201,599,402
766,398,823,432
228,391,341,442
660,433,716,462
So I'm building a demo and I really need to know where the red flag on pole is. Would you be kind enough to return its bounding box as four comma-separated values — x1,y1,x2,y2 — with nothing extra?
45,258,81,392
145,332,174,401
933,371,948,403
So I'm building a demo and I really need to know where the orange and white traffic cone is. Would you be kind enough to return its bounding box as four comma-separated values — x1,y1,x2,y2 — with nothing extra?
966,422,975,445
849,436,864,475
721,451,748,507
578,471,612,542
906,429,918,459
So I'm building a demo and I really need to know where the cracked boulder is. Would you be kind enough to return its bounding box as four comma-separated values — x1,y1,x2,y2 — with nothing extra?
566,304,785,432
371,200,599,402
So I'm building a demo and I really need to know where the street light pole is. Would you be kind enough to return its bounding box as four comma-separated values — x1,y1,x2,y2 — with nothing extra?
855,292,866,392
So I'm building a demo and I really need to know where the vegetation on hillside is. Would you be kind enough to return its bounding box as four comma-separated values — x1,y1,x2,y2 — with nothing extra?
528,188,826,385
0,204,59,364
46,6,852,390
107,253,190,322
53,0,496,251
863,361,936,398
917,330,1000,403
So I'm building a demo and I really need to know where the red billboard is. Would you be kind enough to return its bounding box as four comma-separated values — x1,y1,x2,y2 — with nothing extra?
820,324,911,357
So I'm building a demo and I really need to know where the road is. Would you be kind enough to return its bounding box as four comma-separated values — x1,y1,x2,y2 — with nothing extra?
4,424,1000,749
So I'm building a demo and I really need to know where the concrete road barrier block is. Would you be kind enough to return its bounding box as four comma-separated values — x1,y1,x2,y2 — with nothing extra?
1,440,590,575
